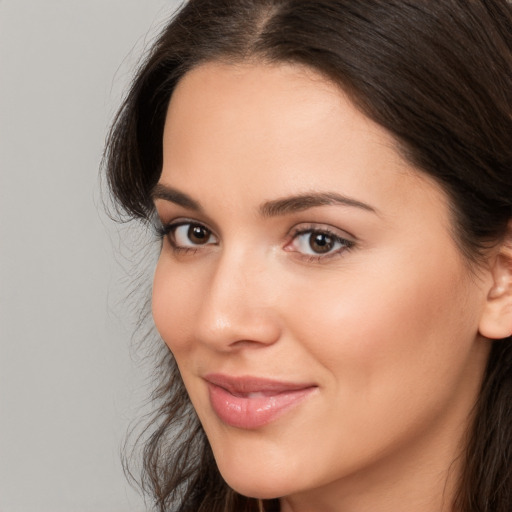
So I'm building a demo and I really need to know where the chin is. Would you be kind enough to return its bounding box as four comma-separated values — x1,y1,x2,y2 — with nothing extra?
224,478,287,500
215,458,300,500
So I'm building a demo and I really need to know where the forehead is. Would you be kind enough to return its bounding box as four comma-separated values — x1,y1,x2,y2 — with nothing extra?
160,61,448,225
169,60,346,123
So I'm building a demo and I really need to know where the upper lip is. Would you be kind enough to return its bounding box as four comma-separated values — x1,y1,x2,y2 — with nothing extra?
204,373,317,394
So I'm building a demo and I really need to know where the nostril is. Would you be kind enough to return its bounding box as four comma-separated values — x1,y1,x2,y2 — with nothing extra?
229,339,271,350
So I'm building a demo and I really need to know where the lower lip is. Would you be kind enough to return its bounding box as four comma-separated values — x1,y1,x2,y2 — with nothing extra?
207,383,316,429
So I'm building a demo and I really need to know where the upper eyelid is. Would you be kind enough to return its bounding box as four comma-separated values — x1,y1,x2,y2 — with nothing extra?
288,223,356,242
157,217,215,232
155,211,220,235
288,227,355,248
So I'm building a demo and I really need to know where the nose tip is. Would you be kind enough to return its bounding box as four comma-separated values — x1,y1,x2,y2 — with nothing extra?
194,257,282,351
196,304,281,351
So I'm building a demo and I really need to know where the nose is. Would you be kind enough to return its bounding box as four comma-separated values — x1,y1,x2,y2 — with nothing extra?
194,247,282,352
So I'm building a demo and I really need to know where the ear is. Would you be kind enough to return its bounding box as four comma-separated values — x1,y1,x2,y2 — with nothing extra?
479,224,512,340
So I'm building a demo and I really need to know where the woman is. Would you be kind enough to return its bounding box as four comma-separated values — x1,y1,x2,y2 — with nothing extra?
104,1,512,511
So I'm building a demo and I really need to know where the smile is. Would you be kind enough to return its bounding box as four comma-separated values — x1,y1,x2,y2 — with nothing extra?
204,374,317,429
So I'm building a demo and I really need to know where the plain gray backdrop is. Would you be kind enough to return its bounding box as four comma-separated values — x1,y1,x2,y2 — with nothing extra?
0,1,181,510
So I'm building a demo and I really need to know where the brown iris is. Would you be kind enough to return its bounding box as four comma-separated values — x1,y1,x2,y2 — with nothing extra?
309,232,334,253
188,224,210,244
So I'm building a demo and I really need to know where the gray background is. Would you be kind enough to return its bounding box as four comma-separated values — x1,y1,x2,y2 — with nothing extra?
0,1,181,510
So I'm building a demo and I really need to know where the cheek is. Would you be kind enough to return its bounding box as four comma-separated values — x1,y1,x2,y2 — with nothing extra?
282,247,480,400
152,256,200,355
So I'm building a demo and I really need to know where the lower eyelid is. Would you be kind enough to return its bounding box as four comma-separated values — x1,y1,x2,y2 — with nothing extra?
173,246,200,255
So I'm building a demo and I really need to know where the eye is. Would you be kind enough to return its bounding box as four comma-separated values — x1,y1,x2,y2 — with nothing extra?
286,227,354,259
174,223,215,246
159,221,218,251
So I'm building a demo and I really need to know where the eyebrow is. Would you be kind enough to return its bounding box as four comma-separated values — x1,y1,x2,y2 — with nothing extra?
152,184,377,217
151,183,202,211
260,192,378,217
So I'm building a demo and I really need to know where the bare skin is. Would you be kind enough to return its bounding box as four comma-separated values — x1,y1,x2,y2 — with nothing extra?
152,61,510,512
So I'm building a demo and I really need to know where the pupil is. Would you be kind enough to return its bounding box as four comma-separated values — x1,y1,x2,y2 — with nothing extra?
188,225,208,244
310,233,333,253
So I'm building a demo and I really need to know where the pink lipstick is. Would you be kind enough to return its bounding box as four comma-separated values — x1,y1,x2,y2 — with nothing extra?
205,374,317,429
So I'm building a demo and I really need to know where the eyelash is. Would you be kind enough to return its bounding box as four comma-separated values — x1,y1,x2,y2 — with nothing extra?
286,224,355,262
155,220,355,261
155,220,216,255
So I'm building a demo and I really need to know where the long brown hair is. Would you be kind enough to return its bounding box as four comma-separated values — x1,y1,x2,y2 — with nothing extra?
104,1,512,510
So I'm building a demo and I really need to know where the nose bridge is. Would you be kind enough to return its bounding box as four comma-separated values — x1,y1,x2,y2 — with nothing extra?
196,243,280,349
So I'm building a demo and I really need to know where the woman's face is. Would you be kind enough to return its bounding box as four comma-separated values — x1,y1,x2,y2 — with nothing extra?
152,62,491,507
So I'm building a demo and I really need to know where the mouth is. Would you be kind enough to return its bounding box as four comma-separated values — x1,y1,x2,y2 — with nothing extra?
204,374,317,429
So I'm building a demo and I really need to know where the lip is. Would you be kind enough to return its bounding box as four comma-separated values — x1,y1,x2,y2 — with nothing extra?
204,374,317,429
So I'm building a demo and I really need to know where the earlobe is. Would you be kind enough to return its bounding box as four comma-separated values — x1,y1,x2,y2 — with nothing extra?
479,228,512,340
